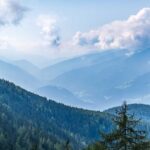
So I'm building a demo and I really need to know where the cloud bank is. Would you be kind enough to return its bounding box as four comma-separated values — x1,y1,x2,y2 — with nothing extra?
73,8,150,52
37,15,61,47
0,0,27,26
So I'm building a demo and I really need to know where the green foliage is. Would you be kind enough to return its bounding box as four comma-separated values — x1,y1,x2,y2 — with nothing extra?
86,102,150,150
0,103,64,150
0,79,112,150
85,142,107,150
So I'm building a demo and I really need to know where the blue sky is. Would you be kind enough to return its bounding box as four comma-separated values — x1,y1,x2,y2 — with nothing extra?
24,0,149,38
0,0,150,65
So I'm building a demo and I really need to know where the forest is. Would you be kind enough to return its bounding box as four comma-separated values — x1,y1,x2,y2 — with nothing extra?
0,79,150,150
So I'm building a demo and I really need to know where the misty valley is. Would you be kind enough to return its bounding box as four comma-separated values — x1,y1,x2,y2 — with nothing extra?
0,0,150,149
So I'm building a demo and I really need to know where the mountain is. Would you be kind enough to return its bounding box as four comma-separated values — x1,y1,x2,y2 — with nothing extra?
36,85,87,107
0,59,40,90
0,79,112,149
38,50,124,81
13,59,40,76
47,49,150,110
3,48,150,110
0,102,64,150
36,50,126,108
1,79,150,149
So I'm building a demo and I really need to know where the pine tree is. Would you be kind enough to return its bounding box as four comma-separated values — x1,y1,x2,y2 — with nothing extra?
101,102,150,150
86,102,150,150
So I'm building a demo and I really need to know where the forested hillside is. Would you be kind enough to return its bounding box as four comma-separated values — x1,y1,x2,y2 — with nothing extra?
1,79,150,149
0,103,64,150
0,79,112,149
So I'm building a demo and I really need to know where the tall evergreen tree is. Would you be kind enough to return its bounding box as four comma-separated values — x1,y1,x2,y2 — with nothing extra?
86,102,150,150
102,102,150,150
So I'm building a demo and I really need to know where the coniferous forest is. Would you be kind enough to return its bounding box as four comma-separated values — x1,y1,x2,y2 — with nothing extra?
0,79,150,149
0,79,112,150
0,0,150,149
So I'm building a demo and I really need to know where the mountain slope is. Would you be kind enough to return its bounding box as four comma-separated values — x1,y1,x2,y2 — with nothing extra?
0,79,112,149
0,60,40,90
14,49,150,110
0,103,64,150
49,49,150,110
13,59,39,76
39,50,125,81
36,85,86,107
1,79,150,149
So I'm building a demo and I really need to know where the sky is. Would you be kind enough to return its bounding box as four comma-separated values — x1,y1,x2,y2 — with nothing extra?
0,0,150,65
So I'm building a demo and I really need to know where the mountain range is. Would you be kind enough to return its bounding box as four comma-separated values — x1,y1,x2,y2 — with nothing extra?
1,48,150,110
0,79,150,149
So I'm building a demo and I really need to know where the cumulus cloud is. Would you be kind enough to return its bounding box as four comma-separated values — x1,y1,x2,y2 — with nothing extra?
0,0,27,26
73,8,150,51
37,15,61,47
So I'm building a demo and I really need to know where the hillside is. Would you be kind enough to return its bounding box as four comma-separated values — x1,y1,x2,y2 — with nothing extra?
47,49,150,110
36,50,125,108
1,79,150,149
39,50,124,81
0,60,40,90
0,79,112,149
13,59,40,76
0,103,64,150
3,49,150,110
36,85,86,107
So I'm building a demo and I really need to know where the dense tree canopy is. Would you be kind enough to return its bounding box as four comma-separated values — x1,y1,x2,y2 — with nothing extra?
0,79,112,150
0,79,150,150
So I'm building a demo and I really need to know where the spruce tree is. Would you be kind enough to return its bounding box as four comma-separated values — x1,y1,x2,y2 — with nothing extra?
86,102,150,150
101,102,150,150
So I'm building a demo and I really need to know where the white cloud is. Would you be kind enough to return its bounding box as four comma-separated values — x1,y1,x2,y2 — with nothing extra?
0,37,9,49
73,8,150,52
0,0,27,26
37,15,61,47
